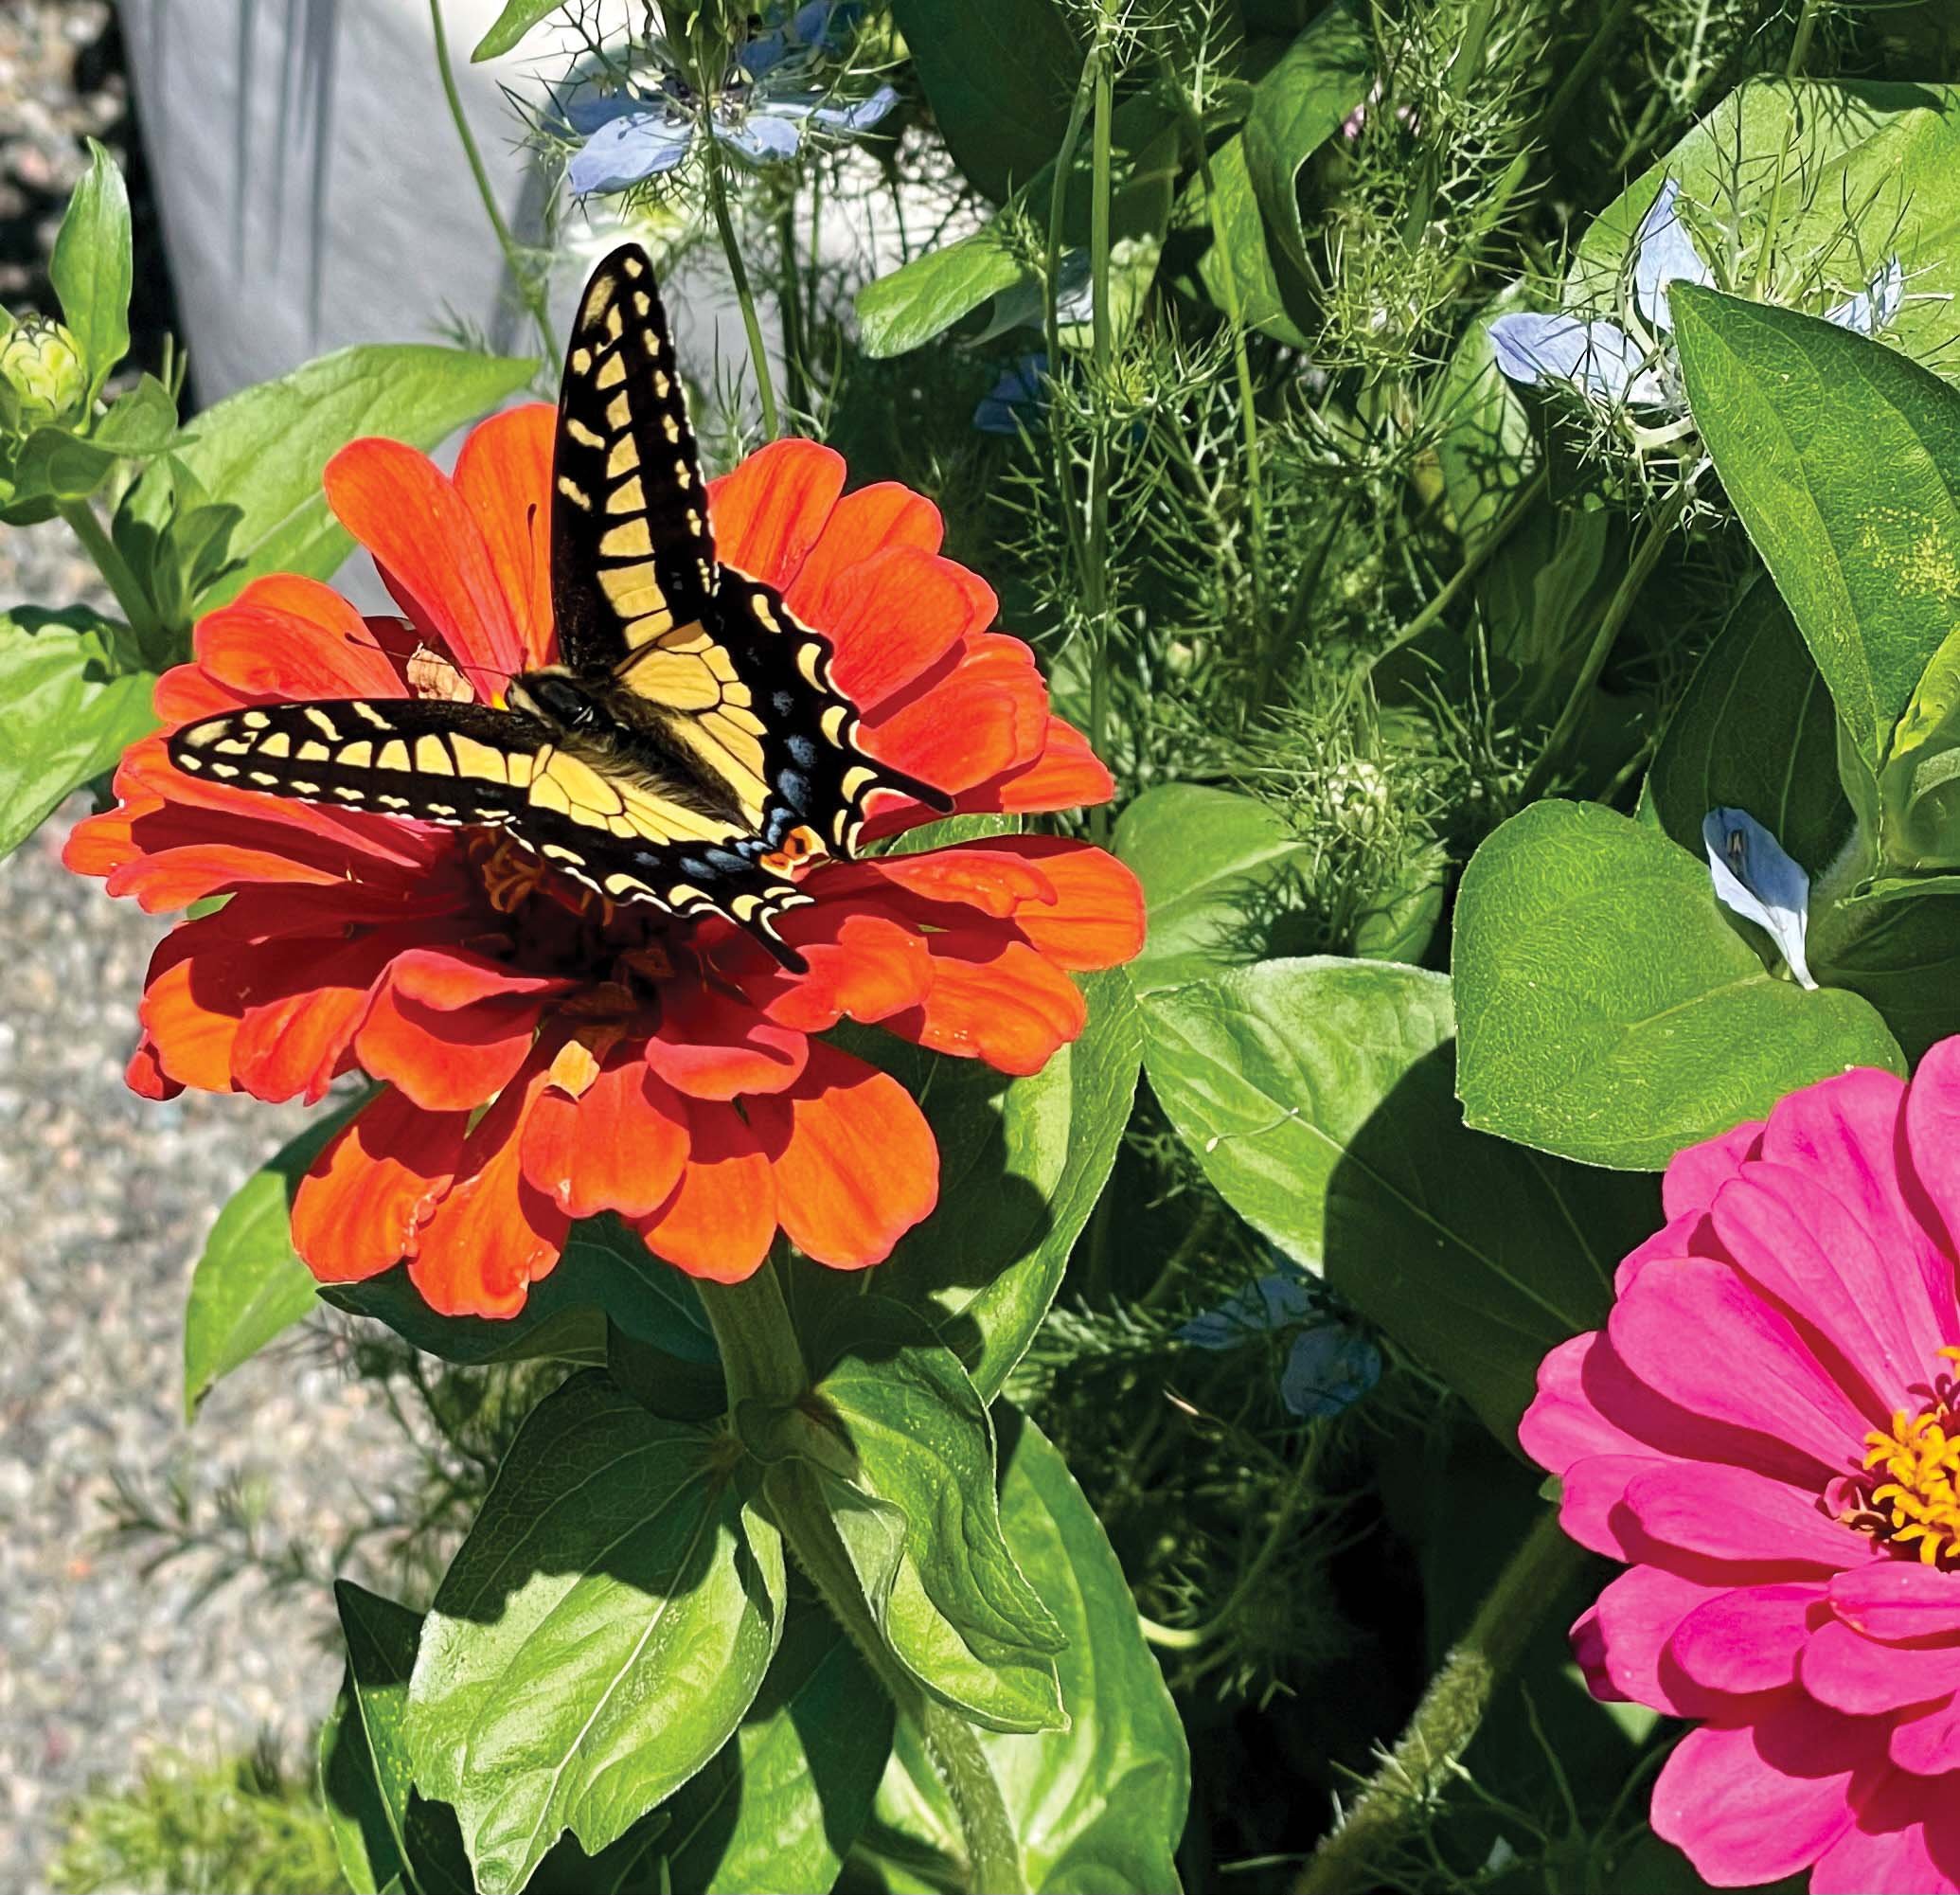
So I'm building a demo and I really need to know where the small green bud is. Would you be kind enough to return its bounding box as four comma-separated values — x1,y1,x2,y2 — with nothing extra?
0,316,87,425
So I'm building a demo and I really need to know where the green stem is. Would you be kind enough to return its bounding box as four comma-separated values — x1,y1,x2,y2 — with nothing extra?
776,195,810,424
1294,1510,1585,1895
708,152,780,441
1749,0,1823,294
428,0,557,364
60,498,162,654
1516,490,1684,804
1082,17,1117,844
694,1264,1025,1895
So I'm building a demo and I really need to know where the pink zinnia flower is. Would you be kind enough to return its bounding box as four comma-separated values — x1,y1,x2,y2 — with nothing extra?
1523,1040,1960,1893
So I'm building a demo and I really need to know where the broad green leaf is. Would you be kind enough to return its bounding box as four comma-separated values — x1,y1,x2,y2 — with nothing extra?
1434,295,1536,552
405,1373,785,1894
1880,621,1960,869
471,0,561,60
857,226,1033,360
185,1102,361,1419
1672,286,1960,769
867,1412,1189,1893
0,606,155,861
118,344,534,620
1647,579,1855,876
1116,783,1322,994
1140,956,1652,1434
1454,798,1903,1170
1811,886,1960,1064
792,1297,1064,1733
48,138,131,390
1181,133,1313,349
1241,1,1369,277
324,1212,719,1375
657,1603,894,1894
889,0,1084,203
803,968,1140,1401
1572,80,1960,367
92,374,179,455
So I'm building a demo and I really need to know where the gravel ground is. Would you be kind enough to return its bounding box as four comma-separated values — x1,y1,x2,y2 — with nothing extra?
0,6,420,1882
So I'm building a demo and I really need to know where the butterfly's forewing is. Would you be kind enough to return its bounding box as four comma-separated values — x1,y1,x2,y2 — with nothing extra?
550,244,716,677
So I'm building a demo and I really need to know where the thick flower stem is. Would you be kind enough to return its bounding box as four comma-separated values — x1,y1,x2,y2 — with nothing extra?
1295,1509,1585,1895
695,1263,1026,1895
708,152,782,442
59,497,164,656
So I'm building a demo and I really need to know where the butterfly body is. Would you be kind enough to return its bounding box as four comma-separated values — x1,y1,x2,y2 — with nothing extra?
167,244,949,971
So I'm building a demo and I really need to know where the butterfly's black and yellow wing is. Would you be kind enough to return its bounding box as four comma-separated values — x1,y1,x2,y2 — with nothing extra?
167,695,819,939
549,244,951,858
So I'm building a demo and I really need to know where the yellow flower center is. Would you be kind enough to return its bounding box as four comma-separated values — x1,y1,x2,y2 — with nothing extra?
1861,1349,1960,1566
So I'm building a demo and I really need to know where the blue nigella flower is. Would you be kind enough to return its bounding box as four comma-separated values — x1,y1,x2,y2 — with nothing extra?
1488,178,1905,416
1703,805,1817,990
973,352,1049,436
1177,1270,1381,1420
562,4,895,194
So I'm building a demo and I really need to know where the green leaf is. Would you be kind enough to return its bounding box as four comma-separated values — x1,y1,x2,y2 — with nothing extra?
324,1213,718,1374
790,1297,1065,1734
92,374,180,455
0,605,155,861
1647,578,1855,875
1454,798,1904,1170
1571,80,1960,369
1435,295,1537,552
184,1103,362,1420
1880,621,1960,869
1181,133,1313,350
657,1602,894,1894
118,344,535,620
1672,285,1960,769
1116,782,1324,995
1140,956,1652,1434
857,225,1035,360
1812,885,1960,1064
405,1373,785,1895
867,1412,1189,1894
803,970,1139,1402
471,0,561,60
888,0,1085,203
48,138,131,390
1241,1,1370,277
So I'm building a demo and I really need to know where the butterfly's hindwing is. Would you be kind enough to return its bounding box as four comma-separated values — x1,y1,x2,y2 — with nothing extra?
551,243,715,677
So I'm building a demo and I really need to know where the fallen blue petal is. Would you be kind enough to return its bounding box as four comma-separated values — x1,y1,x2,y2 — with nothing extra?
1488,312,1657,404
1280,1325,1381,1419
1703,806,1817,990
973,352,1049,435
568,110,695,193
1826,257,1906,337
1177,1273,1317,1350
1633,178,1714,332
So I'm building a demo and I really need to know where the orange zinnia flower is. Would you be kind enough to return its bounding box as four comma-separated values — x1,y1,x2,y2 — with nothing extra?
67,412,1143,1316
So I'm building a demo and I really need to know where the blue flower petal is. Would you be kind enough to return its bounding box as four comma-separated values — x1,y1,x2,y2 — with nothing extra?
1177,1272,1316,1350
1280,1326,1381,1419
1703,806,1817,990
973,352,1050,435
561,80,644,136
810,84,899,133
1826,257,1906,337
1488,312,1654,404
713,112,809,161
741,0,859,75
568,111,695,193
1633,178,1714,332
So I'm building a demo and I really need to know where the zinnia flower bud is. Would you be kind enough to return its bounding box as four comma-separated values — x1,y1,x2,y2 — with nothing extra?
0,316,86,425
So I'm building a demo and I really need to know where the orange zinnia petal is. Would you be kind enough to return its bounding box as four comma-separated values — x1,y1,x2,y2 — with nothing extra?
784,479,944,626
229,931,407,1103
325,437,526,697
706,438,845,588
748,1044,938,1268
193,575,404,700
454,403,557,669
862,633,1048,793
760,909,935,1032
293,1087,471,1283
643,985,810,1099
408,1061,569,1317
822,547,993,708
889,935,1088,1076
521,1051,689,1218
633,1101,776,1283
957,837,1145,970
